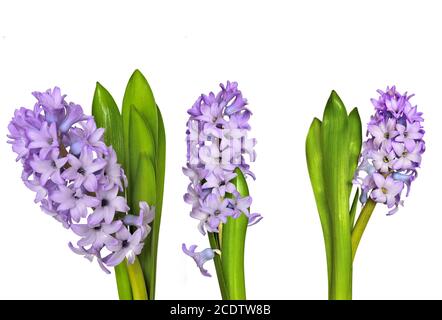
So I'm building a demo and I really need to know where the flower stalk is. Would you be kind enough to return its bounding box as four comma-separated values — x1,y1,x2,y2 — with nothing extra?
351,199,376,261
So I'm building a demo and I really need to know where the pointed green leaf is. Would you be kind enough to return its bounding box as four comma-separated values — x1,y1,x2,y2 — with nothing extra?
126,257,148,300
122,102,132,186
92,82,131,300
321,90,352,300
221,168,249,300
147,105,166,300
154,105,165,230
92,82,125,165
128,106,156,209
123,70,158,175
131,153,156,297
131,153,156,212
114,262,132,300
305,117,332,290
349,189,360,228
347,107,362,194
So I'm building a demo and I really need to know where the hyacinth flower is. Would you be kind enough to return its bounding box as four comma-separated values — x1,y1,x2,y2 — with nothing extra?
7,70,166,300
306,87,424,300
182,82,261,300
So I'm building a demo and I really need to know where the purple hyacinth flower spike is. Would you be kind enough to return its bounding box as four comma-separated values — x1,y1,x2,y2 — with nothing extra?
7,87,154,273
182,81,261,279
354,86,425,215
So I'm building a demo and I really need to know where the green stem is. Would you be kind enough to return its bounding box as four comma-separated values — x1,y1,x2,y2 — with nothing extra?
114,263,132,300
127,257,149,300
351,199,376,261
208,232,228,299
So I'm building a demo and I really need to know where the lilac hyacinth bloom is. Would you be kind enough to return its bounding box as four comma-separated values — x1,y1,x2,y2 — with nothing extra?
67,120,107,155
87,186,129,225
27,122,59,158
354,86,425,214
100,147,126,191
7,87,154,272
59,103,90,133
62,147,106,192
51,185,100,222
183,81,261,276
30,149,67,185
123,202,155,238
201,193,234,233
370,174,404,208
105,228,145,266
71,220,122,249
32,87,66,123
182,244,221,277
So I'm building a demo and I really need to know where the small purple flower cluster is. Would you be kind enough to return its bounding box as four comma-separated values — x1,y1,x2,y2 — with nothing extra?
184,81,261,234
7,87,154,273
354,86,425,214
182,81,261,276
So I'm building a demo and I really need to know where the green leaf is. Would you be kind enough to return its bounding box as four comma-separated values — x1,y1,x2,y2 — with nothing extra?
92,82,125,165
123,70,158,175
349,189,360,229
92,82,132,300
321,90,352,300
126,257,148,300
121,71,164,300
131,153,157,297
221,168,249,300
122,103,132,181
127,106,156,210
114,263,132,300
347,108,362,194
154,105,165,218
305,117,332,291
146,105,166,300
131,153,156,211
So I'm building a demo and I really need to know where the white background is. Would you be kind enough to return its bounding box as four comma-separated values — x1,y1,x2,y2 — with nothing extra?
0,0,441,300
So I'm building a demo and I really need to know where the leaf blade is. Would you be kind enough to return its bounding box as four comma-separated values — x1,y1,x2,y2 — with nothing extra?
306,117,332,291
131,153,156,297
349,189,360,229
147,105,166,299
347,107,362,195
321,90,352,300
92,82,125,164
92,82,132,300
221,168,249,300
127,106,156,210
123,69,158,161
